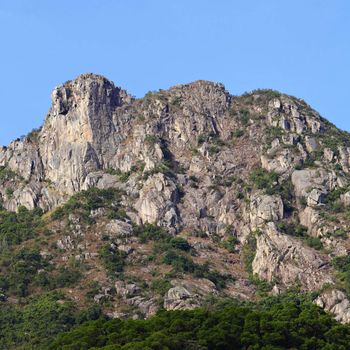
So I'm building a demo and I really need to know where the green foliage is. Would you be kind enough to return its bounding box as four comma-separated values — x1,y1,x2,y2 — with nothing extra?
105,167,141,182
239,109,250,125
26,127,42,143
251,88,282,98
277,222,308,237
221,236,239,253
305,236,323,250
99,245,126,276
332,255,350,273
161,250,231,289
49,295,350,350
249,275,274,296
169,96,182,107
5,187,14,199
51,187,122,221
0,166,17,182
36,267,82,290
265,126,284,146
197,133,225,153
332,256,350,296
169,237,191,251
162,250,196,273
282,225,323,253
208,145,220,155
0,206,44,247
144,135,158,145
143,160,173,179
134,223,167,243
107,208,128,221
0,292,101,350
249,168,278,192
0,247,46,297
242,233,257,274
324,187,348,213
150,279,172,296
232,129,244,138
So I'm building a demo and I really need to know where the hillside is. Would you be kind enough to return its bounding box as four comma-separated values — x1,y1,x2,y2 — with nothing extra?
2,73,350,348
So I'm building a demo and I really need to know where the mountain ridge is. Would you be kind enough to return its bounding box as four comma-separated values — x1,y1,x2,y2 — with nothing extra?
2,73,350,342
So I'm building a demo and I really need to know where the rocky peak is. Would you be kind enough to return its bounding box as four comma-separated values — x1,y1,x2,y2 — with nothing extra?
2,74,350,323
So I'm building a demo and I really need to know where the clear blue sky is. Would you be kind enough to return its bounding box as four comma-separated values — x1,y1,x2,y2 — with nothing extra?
0,0,349,145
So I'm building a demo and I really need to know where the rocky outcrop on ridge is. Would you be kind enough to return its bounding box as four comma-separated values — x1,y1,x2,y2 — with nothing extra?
2,73,350,322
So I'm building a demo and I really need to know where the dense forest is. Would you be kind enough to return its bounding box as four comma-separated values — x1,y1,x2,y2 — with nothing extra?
1,292,350,350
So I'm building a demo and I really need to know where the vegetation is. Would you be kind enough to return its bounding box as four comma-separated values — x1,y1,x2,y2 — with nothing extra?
134,223,167,243
241,232,257,274
305,236,323,250
0,206,44,247
0,247,47,297
221,236,239,253
99,245,127,276
0,292,101,350
250,168,279,192
51,187,123,221
332,255,350,296
277,222,308,237
150,278,172,296
48,293,350,350
106,165,145,183
0,165,17,182
231,129,244,138
277,221,323,250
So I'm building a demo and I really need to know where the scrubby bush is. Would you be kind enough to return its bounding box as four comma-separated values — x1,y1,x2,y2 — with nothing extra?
51,187,122,221
305,236,323,250
99,245,126,276
250,168,278,191
134,223,167,243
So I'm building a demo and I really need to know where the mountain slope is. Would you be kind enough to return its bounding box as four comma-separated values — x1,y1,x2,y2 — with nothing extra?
2,74,350,343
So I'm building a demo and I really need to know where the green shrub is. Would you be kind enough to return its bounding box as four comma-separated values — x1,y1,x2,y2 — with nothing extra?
250,168,278,192
0,166,17,182
222,236,239,253
232,129,244,138
99,245,126,276
51,187,122,220
37,267,82,290
134,223,167,243
242,233,257,274
145,135,158,145
305,236,323,250
170,237,191,251
277,222,307,237
332,256,350,296
239,109,250,125
150,279,172,296
163,250,195,273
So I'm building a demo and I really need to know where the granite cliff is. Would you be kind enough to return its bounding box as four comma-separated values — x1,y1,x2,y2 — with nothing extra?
1,73,350,322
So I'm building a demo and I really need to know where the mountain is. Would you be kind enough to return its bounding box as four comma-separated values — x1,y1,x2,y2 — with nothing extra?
2,73,350,348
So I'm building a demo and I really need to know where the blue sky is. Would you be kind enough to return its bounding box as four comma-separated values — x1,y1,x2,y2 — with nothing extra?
0,0,349,145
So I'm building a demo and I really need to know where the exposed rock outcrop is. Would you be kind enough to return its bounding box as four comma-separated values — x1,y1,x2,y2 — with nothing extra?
252,222,334,290
3,74,350,322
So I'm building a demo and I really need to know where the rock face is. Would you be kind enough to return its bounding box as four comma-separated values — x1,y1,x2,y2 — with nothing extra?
315,289,350,323
252,222,334,290
135,173,179,229
164,279,218,311
3,74,350,322
250,193,284,228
